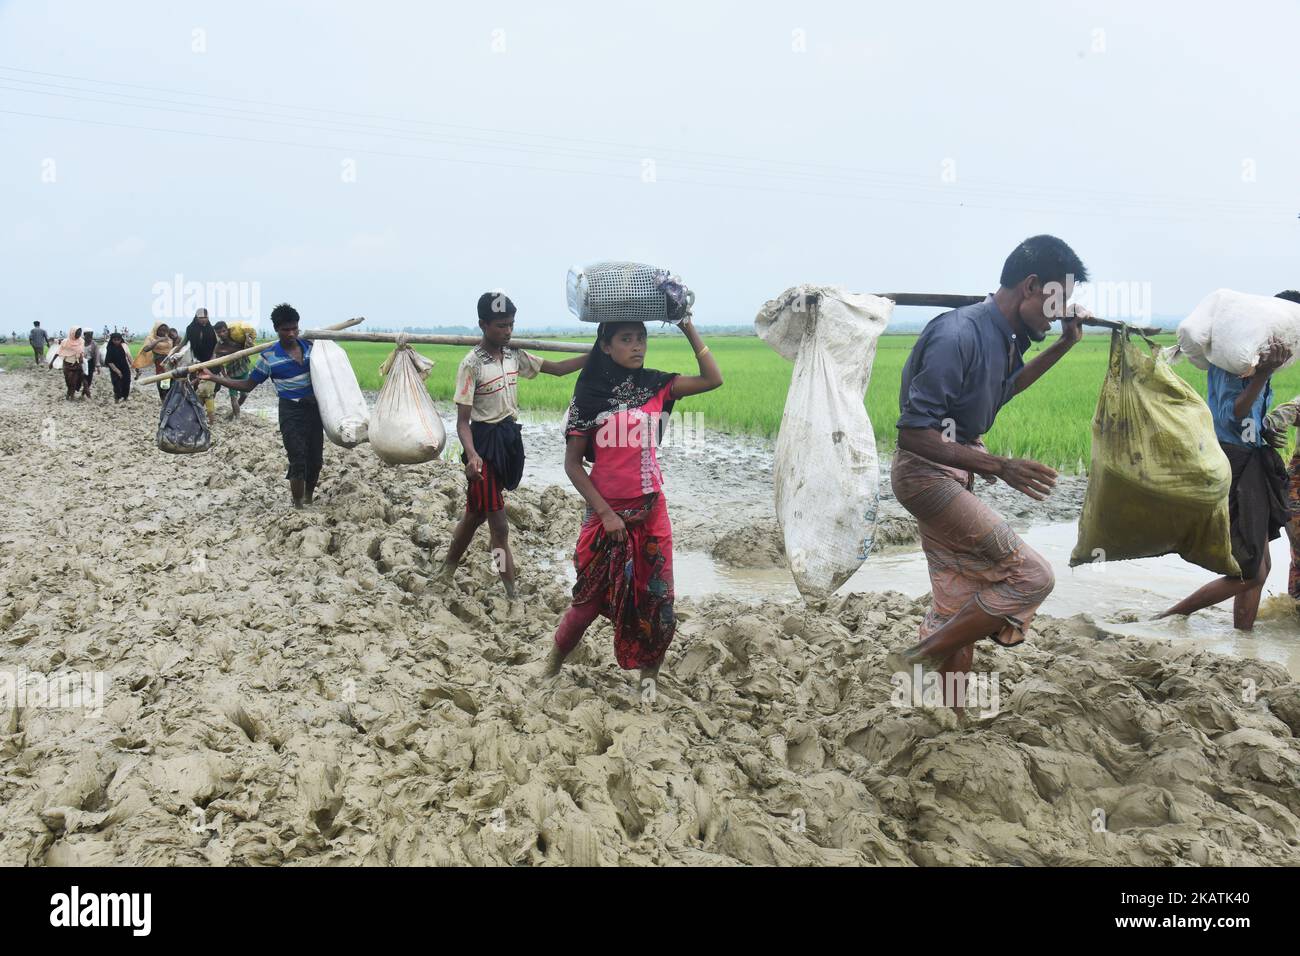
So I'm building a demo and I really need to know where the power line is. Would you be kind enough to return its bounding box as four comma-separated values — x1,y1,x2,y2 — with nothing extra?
2,106,1290,225
0,62,1288,215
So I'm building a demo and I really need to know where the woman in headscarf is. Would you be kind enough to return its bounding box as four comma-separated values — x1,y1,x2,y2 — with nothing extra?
181,309,219,423
540,315,722,688
134,322,175,397
105,332,133,403
49,327,86,399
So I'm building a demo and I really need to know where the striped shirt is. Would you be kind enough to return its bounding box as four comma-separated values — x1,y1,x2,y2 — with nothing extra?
248,338,314,401
454,345,542,423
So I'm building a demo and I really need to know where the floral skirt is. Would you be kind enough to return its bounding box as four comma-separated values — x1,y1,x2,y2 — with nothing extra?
571,492,675,669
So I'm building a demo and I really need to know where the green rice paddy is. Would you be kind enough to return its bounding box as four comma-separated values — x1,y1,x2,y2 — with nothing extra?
9,332,1299,473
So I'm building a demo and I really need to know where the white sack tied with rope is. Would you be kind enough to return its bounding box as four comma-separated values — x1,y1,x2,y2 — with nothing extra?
310,339,370,448
1175,288,1300,375
755,286,891,598
369,338,446,464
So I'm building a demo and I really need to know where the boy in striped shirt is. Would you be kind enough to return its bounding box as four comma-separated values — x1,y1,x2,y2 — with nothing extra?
437,292,587,597
198,303,323,509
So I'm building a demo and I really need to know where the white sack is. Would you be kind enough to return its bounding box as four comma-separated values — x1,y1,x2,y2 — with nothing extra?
755,285,891,598
369,344,446,464
310,340,370,447
1176,288,1300,374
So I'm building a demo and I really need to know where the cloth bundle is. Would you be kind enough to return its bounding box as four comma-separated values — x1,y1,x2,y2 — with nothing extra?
310,340,370,448
1176,288,1300,375
369,342,446,464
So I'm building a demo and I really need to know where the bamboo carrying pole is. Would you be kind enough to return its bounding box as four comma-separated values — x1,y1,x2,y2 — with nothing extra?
303,329,589,353
874,292,1164,337
134,317,365,385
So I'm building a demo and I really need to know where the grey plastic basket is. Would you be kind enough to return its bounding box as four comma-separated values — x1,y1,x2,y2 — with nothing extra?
567,261,687,324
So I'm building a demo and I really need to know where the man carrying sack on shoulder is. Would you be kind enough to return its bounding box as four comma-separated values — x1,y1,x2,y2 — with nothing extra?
886,235,1091,709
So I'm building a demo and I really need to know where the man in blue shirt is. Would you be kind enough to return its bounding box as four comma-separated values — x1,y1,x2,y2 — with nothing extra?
1160,336,1292,630
199,303,323,509
887,235,1090,705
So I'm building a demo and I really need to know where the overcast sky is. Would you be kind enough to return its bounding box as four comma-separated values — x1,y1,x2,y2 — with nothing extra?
2,0,1297,333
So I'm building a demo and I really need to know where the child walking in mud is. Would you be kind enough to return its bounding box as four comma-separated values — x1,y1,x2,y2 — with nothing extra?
540,311,722,688
437,292,588,598
197,303,324,509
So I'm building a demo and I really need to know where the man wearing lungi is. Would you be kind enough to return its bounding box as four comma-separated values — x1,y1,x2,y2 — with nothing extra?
887,235,1090,703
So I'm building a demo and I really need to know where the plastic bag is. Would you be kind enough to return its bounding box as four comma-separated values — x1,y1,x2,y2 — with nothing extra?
156,378,212,454
1071,331,1238,575
1176,288,1300,375
369,344,445,464
310,340,370,447
755,285,891,597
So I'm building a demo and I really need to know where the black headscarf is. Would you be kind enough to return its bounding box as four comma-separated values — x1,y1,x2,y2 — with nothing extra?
564,322,677,462
183,318,218,363
106,335,130,370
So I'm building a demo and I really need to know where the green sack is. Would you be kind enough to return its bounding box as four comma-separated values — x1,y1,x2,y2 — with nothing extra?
1071,330,1239,575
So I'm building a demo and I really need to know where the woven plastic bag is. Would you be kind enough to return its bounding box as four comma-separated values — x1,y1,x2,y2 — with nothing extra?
311,340,370,448
369,343,445,464
755,285,891,597
566,261,693,324
1176,288,1300,375
1071,330,1238,575
156,378,212,454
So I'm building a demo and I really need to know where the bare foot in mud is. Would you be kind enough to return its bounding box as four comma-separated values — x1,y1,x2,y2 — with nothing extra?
542,644,568,677
528,645,568,690
637,665,664,705
434,562,457,588
884,646,942,677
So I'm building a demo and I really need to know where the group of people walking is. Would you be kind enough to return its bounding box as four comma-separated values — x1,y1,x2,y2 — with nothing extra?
33,310,253,416
26,244,1300,700
886,235,1300,708
195,294,723,683
37,324,135,402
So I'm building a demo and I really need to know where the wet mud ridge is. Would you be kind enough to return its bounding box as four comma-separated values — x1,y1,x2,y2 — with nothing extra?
0,366,1297,865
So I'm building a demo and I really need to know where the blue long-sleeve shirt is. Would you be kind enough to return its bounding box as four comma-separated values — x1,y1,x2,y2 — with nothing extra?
1207,364,1271,448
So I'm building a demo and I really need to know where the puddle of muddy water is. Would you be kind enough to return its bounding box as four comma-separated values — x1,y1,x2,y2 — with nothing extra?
661,522,1300,679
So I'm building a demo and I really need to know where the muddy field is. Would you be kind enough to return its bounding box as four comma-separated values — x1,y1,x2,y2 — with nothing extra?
1,366,1298,866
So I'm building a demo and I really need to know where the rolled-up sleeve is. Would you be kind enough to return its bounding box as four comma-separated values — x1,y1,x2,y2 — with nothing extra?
516,349,543,380
1207,366,1246,440
897,326,968,432
453,355,478,406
